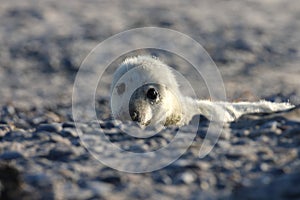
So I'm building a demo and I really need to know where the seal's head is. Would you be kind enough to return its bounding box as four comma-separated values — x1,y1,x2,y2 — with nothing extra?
129,83,183,126
111,56,184,127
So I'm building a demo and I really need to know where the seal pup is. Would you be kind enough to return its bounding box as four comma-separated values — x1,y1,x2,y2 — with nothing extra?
110,56,294,126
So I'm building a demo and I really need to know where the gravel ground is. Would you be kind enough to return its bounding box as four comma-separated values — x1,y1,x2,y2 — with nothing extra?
1,0,300,199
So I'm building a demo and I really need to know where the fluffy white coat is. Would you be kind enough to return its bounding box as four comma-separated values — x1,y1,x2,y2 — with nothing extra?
111,56,294,126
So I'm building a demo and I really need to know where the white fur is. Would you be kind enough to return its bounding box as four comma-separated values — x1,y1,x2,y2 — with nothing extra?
111,56,180,96
111,56,295,125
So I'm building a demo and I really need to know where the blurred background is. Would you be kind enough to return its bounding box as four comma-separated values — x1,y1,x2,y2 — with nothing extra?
1,1,300,199
1,0,299,110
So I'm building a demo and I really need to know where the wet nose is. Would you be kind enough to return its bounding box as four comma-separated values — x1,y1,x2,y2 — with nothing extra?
130,110,141,122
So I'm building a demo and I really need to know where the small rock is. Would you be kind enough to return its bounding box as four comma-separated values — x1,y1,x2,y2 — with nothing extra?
232,38,252,51
283,127,300,138
60,128,78,138
24,173,55,199
14,119,31,129
62,122,76,128
261,121,279,130
98,174,122,185
58,169,79,181
32,117,47,125
225,151,243,160
225,146,257,161
25,173,52,188
257,135,270,143
32,131,51,141
0,124,10,137
200,181,210,190
49,134,71,145
260,163,270,172
3,130,28,142
45,112,61,122
217,140,231,149
0,151,23,160
219,130,231,140
36,123,62,133
177,172,196,184
100,120,121,129
46,145,75,161
86,181,113,197
197,162,211,170
3,105,16,115
122,144,147,153
243,130,250,136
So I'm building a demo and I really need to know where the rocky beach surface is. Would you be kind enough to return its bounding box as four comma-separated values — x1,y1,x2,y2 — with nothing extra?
1,0,300,199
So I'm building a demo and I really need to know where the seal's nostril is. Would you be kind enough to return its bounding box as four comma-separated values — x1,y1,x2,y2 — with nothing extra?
131,111,140,122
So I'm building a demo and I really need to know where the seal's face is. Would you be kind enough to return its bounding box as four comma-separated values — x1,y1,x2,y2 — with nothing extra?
129,83,182,126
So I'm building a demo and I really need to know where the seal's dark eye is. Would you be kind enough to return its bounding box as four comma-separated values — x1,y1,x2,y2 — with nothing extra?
146,88,158,100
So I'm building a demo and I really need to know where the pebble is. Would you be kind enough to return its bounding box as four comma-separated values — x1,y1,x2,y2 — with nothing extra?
60,128,78,138
49,134,71,145
24,173,55,199
283,127,300,138
3,105,16,115
243,130,250,136
100,120,121,129
46,145,75,161
45,112,61,122
197,161,211,170
32,117,47,125
217,140,231,149
219,130,231,140
14,119,31,129
36,123,62,133
98,174,122,185
200,181,210,190
176,172,197,184
0,151,23,160
0,124,10,137
232,38,252,51
85,181,113,197
261,121,279,130
3,130,27,142
25,173,53,188
260,163,270,172
62,122,76,128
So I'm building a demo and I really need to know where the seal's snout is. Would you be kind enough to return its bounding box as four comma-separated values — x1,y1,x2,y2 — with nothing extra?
130,110,140,122
130,109,151,126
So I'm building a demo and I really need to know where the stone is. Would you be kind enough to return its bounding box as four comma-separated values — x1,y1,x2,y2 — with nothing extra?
0,151,23,160
49,134,71,145
46,145,75,161
60,128,78,138
0,124,10,137
36,123,62,133
62,122,76,128
177,172,197,184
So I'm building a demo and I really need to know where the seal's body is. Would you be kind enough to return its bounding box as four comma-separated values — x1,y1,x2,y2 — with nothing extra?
111,56,294,126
